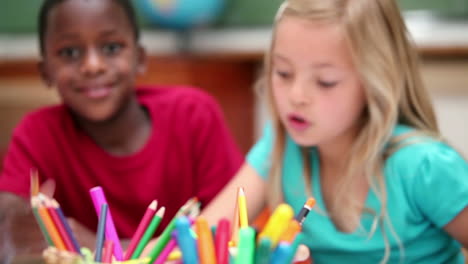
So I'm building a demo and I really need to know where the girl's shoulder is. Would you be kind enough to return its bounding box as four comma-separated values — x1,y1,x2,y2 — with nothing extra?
385,124,467,179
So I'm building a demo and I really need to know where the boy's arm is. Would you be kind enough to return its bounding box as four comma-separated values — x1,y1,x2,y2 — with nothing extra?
0,192,46,256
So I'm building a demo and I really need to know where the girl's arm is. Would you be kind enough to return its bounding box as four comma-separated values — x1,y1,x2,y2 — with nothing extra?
200,163,267,227
444,206,468,248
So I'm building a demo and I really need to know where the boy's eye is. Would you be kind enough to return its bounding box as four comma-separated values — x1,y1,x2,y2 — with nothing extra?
58,47,81,59
102,43,123,55
318,80,338,88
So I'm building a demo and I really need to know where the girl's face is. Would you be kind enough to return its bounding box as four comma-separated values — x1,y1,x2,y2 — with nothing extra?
271,17,366,148
40,0,145,123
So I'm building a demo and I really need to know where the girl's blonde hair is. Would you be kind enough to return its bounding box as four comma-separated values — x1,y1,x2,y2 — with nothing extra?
259,0,439,262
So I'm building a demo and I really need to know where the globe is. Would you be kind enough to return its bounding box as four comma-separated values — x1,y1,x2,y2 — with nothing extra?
135,0,226,30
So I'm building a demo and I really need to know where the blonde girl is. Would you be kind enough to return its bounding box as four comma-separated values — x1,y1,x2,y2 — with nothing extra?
203,0,468,263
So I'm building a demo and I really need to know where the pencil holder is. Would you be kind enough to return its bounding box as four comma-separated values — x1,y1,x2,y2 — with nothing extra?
42,247,151,264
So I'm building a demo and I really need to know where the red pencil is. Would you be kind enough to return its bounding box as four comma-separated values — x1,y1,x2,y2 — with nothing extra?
124,200,157,260
46,200,76,252
103,240,114,263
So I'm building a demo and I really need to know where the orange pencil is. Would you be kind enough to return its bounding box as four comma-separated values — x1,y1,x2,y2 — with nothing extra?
279,220,301,243
196,217,217,264
37,200,67,250
230,191,240,246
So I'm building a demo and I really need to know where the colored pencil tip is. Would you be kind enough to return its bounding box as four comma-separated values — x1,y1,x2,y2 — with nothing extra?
149,200,158,210
239,187,245,196
156,206,166,217
306,198,316,208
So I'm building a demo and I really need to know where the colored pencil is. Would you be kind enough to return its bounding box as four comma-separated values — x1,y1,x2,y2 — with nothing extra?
255,237,273,264
196,217,216,264
89,186,123,260
270,242,292,264
230,192,240,246
285,233,304,264
147,197,197,263
215,218,230,264
294,198,316,225
258,204,294,247
46,201,75,252
175,216,199,264
52,199,81,253
131,206,165,259
235,227,255,264
30,197,53,246
95,203,108,262
124,200,157,260
154,237,177,264
279,220,301,243
102,240,114,263
37,202,67,250
238,187,248,228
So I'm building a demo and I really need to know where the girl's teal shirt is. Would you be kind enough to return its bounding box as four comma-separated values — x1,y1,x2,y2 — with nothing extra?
247,123,468,263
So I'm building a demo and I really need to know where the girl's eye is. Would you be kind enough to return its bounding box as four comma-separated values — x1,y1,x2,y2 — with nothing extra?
102,43,123,55
275,70,292,80
58,47,81,60
318,80,338,88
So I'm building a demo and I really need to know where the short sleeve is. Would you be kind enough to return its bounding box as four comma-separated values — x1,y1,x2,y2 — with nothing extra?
413,144,468,227
246,123,274,179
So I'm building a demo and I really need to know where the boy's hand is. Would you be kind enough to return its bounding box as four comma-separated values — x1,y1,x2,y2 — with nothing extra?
67,218,96,250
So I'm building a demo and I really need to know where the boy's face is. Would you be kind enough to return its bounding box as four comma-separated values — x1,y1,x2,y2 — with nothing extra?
39,0,146,122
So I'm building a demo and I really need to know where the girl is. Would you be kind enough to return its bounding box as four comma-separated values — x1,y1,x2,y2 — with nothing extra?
203,0,468,263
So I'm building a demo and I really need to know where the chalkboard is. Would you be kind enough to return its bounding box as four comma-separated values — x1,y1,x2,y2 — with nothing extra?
0,0,467,34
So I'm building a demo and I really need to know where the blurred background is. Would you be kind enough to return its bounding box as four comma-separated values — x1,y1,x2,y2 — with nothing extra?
0,0,467,163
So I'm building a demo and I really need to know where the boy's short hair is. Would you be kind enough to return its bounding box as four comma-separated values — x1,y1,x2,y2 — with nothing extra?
38,0,140,55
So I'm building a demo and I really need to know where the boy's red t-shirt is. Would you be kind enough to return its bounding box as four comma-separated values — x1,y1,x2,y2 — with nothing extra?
0,86,243,237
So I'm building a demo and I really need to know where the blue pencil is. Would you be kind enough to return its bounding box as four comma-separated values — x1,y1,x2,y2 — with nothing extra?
52,200,81,254
270,242,293,264
95,203,108,262
175,216,199,264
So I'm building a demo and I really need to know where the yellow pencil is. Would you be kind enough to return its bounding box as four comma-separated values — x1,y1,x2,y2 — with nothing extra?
238,187,248,228
258,203,294,247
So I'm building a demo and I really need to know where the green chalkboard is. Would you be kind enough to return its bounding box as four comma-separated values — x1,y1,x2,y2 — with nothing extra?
0,0,467,34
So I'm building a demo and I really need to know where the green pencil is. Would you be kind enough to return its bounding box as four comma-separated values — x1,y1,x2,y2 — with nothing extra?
31,197,53,246
131,207,165,259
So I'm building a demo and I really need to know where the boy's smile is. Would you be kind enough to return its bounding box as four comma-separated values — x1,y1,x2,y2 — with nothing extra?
39,0,145,123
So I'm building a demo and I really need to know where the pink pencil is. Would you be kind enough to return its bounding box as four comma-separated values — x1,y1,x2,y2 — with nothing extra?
215,218,231,264
124,200,157,260
154,237,177,264
90,186,123,260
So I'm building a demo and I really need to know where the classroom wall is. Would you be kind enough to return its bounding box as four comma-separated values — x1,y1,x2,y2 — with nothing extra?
1,0,467,34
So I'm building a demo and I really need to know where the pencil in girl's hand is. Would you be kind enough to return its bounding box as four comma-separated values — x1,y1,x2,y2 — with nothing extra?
124,200,158,260
295,197,316,225
238,187,248,228
131,206,165,259
95,203,108,262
